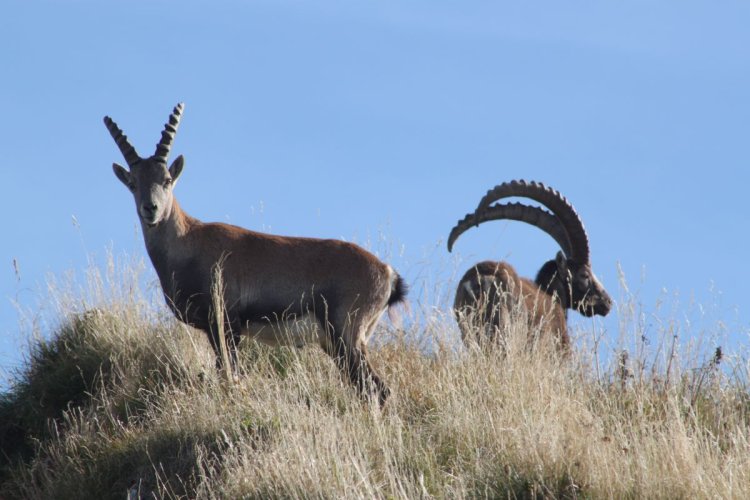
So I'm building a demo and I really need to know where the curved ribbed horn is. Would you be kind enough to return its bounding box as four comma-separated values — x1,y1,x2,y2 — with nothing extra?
103,116,141,167
447,203,573,256
154,103,184,162
476,180,590,263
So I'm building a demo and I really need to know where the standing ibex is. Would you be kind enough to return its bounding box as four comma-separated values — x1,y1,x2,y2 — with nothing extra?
447,180,611,349
104,103,406,405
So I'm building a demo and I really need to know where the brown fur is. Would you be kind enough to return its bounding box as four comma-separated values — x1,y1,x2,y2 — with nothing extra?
144,201,401,406
106,105,405,406
453,261,568,350
447,180,612,353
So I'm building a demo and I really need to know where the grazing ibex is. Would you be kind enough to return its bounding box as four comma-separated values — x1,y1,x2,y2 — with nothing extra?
104,103,406,405
447,180,611,349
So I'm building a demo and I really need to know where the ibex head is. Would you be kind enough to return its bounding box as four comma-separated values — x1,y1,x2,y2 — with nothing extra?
546,251,611,317
448,180,612,318
104,103,185,228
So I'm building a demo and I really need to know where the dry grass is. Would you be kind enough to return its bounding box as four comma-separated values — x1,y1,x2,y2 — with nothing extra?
1,256,749,499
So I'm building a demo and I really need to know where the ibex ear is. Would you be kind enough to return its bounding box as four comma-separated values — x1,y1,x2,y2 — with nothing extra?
169,155,184,183
555,251,569,277
112,163,133,191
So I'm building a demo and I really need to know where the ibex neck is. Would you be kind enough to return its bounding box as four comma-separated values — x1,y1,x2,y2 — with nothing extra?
535,260,571,312
141,198,198,261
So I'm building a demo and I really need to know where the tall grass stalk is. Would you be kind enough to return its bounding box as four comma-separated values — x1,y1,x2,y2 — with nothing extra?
211,254,233,384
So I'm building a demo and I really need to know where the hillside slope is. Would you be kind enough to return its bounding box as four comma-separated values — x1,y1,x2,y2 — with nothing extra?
1,262,748,499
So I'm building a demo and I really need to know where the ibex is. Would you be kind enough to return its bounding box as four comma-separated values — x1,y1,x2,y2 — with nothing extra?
447,180,611,350
104,103,406,405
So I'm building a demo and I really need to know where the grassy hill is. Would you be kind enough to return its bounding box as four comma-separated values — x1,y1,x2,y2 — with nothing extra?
1,260,748,499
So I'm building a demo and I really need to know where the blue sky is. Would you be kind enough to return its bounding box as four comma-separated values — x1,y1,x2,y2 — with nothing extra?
2,1,749,379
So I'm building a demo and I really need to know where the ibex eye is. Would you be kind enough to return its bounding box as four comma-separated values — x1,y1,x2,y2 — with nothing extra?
164,178,173,187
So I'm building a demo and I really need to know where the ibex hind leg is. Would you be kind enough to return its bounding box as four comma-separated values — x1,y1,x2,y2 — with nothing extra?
359,311,391,403
321,312,390,407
